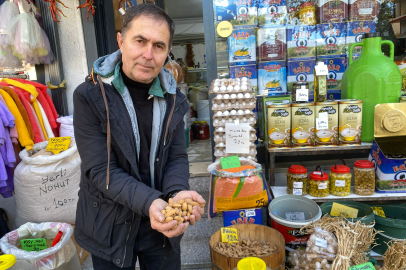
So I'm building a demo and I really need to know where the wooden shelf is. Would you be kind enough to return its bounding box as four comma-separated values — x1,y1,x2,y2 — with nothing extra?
267,142,372,156
271,186,406,203
390,14,406,23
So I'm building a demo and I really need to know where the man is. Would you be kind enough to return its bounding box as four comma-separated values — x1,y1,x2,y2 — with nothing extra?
73,4,205,270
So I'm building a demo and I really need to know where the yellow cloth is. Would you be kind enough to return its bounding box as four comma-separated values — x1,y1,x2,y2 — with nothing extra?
0,89,33,150
3,79,48,140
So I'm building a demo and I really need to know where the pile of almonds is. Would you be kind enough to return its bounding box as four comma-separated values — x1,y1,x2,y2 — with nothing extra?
161,198,205,230
213,239,278,258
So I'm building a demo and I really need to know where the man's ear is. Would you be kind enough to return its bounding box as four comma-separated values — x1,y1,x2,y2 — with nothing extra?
117,32,123,49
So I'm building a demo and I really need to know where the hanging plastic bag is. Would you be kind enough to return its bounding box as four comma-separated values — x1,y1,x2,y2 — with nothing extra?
305,227,337,269
208,158,270,218
164,58,183,84
56,116,74,138
0,222,80,270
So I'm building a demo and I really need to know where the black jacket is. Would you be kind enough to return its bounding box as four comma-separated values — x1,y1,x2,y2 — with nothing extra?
73,74,189,268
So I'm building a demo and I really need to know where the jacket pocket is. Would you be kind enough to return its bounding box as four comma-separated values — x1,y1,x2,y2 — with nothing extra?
78,188,117,247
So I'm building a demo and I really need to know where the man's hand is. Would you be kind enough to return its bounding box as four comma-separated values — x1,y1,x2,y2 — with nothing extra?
172,191,206,226
149,198,189,238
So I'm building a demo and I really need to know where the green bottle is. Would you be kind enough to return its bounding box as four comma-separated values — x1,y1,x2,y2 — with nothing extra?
342,33,402,142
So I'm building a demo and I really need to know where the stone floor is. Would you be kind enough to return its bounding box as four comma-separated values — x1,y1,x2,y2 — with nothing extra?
187,139,212,163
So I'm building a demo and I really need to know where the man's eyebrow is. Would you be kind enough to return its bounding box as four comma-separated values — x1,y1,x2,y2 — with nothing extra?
133,34,167,47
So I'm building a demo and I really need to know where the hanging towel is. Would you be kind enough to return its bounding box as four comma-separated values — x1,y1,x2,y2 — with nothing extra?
12,79,59,136
0,94,18,144
0,84,34,140
38,102,54,139
0,89,33,150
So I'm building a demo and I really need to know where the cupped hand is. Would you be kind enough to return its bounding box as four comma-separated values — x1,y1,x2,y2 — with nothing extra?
172,190,206,226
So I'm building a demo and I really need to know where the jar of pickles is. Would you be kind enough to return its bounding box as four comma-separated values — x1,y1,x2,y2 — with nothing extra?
354,160,375,195
287,165,308,195
299,2,317,25
330,160,352,196
309,166,330,197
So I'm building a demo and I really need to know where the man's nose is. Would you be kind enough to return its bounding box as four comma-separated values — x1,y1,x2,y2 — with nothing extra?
143,44,153,60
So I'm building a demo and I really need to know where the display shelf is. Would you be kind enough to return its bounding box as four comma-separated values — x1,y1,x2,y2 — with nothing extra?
390,14,406,23
270,186,406,203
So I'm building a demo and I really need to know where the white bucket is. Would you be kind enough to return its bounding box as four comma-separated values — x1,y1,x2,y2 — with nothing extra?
196,100,210,120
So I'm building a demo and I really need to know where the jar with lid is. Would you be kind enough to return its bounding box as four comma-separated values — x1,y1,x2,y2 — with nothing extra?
292,82,309,103
330,160,352,196
354,160,375,195
309,166,330,197
287,165,308,195
198,121,210,140
299,2,316,25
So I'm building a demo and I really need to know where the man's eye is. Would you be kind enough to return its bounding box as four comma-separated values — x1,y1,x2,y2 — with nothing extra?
157,45,164,50
137,40,144,44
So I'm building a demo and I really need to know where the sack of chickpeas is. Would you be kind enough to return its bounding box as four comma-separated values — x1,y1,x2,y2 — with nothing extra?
207,158,270,218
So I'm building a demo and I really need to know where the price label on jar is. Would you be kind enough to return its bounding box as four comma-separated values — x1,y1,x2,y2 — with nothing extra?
335,180,346,187
315,237,328,248
318,182,328,190
285,212,305,221
293,182,303,188
293,189,303,195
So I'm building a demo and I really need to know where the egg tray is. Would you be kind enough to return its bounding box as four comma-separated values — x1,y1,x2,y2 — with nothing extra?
209,78,253,94
213,117,256,128
212,98,256,112
214,152,258,162
214,145,257,156
212,103,256,112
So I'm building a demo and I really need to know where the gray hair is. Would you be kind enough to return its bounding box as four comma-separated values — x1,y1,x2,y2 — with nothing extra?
122,3,175,50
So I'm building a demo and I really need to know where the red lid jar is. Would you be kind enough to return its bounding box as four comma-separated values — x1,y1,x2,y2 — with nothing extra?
354,160,374,169
288,165,307,174
330,164,351,174
310,171,329,181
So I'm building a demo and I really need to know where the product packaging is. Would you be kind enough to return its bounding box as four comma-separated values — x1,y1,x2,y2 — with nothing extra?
267,104,291,149
315,101,338,147
305,227,337,264
258,0,287,28
318,57,347,95
349,0,381,21
223,208,263,226
338,99,362,146
257,27,287,62
229,28,257,66
316,23,347,59
291,102,315,147
229,65,258,95
318,0,348,23
346,21,377,60
214,0,258,29
258,61,288,95
287,60,316,102
287,26,317,61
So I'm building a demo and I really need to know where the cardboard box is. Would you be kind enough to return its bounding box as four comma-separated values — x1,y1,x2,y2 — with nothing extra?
230,65,258,95
346,21,377,60
223,208,263,227
258,61,288,96
229,28,257,66
317,57,347,92
257,27,287,62
287,60,316,102
258,0,287,28
287,26,317,61
71,225,90,265
327,90,341,100
316,23,347,59
214,0,258,29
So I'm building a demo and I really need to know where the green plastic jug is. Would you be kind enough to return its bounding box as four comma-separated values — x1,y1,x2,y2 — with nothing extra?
341,33,402,142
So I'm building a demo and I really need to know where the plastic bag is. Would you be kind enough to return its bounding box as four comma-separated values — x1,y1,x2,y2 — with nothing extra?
164,58,183,84
56,116,74,138
305,227,337,269
208,158,270,218
14,141,81,227
0,222,80,270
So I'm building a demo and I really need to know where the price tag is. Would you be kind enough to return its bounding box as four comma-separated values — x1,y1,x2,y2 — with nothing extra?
285,212,305,221
217,21,233,38
119,7,126,15
315,62,329,76
330,202,359,218
296,86,309,102
221,227,239,243
220,156,241,170
293,182,303,188
349,262,376,270
293,189,303,195
21,238,48,252
245,209,256,217
335,180,346,187
46,137,71,155
225,123,250,154
316,112,329,130
371,207,386,218
318,182,328,190
315,237,328,248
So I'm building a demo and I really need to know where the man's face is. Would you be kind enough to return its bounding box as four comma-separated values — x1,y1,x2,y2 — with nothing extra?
117,15,171,84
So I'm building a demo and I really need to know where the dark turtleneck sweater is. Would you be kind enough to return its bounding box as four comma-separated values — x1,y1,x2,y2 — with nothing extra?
121,68,153,187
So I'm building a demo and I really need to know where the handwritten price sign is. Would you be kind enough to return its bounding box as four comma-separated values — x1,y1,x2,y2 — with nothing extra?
221,227,239,243
225,123,250,154
46,137,71,154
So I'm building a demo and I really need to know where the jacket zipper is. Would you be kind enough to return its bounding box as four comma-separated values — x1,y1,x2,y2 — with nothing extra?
163,94,176,146
122,212,135,268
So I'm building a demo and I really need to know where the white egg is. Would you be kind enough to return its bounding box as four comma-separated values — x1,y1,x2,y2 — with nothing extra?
215,134,220,139
242,101,247,106
244,93,251,98
241,77,248,82
220,85,227,92
223,111,230,116
235,101,240,106
245,109,251,114
250,116,255,122
238,110,244,115
227,102,232,107
218,127,224,132
223,134,226,139
241,85,248,91
221,118,226,123
216,94,222,99
213,86,220,92
213,103,218,108
234,85,240,92
243,117,247,121
227,85,233,92
237,93,244,99
228,118,233,123
218,142,225,147
230,110,237,115
214,119,219,124
230,94,237,99
220,103,225,108
223,94,230,99
216,111,223,116
241,81,248,86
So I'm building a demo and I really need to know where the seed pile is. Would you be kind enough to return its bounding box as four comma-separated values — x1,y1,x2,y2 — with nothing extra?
213,239,278,258
161,198,205,230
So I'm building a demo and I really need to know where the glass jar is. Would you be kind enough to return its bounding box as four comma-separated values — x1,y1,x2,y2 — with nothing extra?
309,166,330,197
299,2,317,25
287,165,308,195
354,160,375,195
330,161,352,196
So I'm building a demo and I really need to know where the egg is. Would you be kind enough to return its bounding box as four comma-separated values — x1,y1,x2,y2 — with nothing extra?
230,110,237,115
242,101,247,106
220,85,227,92
214,119,219,124
244,93,251,98
235,101,240,106
243,116,247,122
218,142,225,147
241,77,248,82
228,118,233,123
234,85,241,92
213,103,218,108
237,93,244,99
238,110,244,115
221,118,226,123
227,85,233,92
223,94,230,99
217,127,224,132
227,102,232,107
241,85,248,91
215,134,220,139
216,94,222,99
241,81,248,86
220,103,225,108
245,109,251,114
222,134,226,140
216,111,223,116
223,111,230,116
213,86,220,92
230,94,237,99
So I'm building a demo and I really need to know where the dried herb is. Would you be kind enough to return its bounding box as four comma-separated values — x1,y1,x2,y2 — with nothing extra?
186,44,195,68
77,0,96,22
43,0,68,23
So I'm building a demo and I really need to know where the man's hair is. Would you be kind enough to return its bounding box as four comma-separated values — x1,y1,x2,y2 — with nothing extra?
122,3,175,49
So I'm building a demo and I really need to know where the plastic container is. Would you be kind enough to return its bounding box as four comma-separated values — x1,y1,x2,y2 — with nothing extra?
342,33,402,142
299,2,317,25
237,257,266,270
191,121,199,140
185,128,190,148
320,201,375,224
286,165,308,196
371,204,406,255
0,255,16,270
269,195,322,249
309,166,330,197
198,121,210,140
354,160,375,195
196,100,210,120
329,160,351,196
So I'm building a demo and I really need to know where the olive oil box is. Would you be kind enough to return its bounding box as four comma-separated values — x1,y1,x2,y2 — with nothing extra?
315,102,338,147
230,65,258,95
258,61,287,96
258,0,287,28
287,26,317,61
368,103,406,193
214,0,258,29
346,21,377,61
267,104,291,149
316,23,347,59
223,208,264,227
229,28,257,66
291,103,315,147
287,60,316,102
